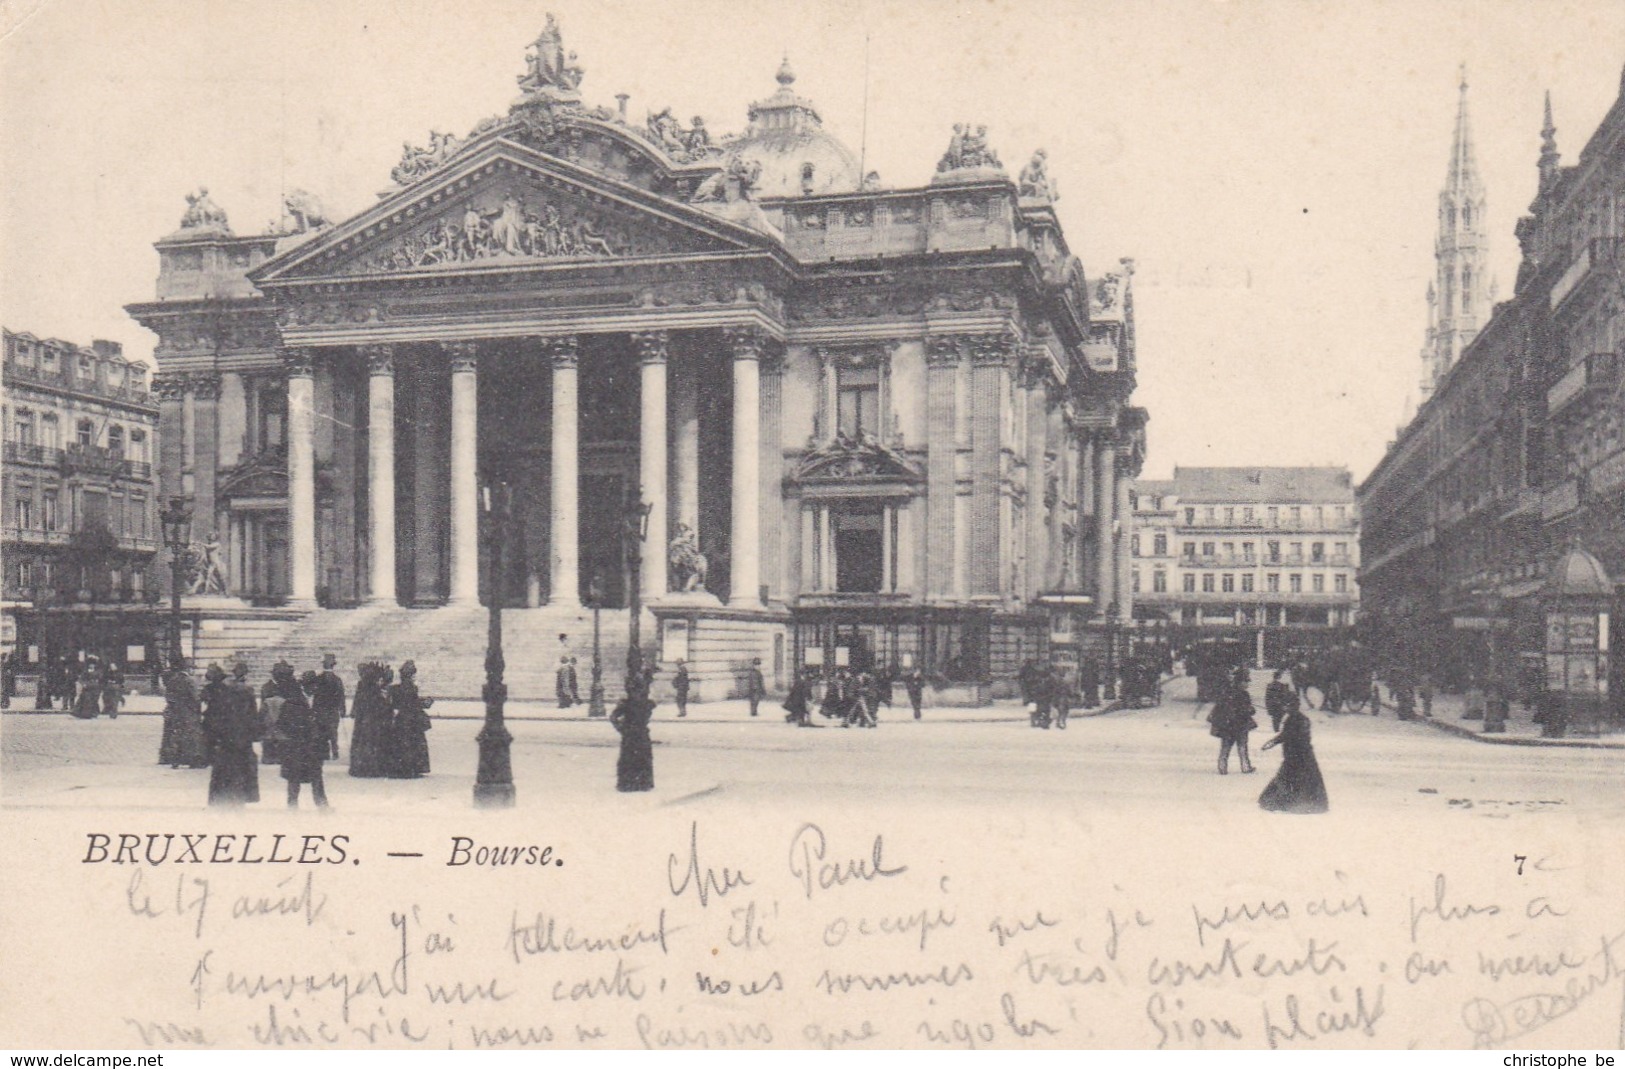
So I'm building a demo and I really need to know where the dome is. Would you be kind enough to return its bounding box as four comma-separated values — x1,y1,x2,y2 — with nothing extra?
1544,543,1614,599
726,59,860,199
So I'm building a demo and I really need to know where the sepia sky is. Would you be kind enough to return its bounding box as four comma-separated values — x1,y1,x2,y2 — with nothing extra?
3,0,1623,481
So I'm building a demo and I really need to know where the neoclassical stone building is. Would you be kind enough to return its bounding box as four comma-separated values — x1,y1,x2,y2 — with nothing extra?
127,18,1146,698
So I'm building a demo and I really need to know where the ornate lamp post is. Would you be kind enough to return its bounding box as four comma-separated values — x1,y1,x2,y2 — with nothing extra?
159,496,193,666
587,572,606,718
622,490,654,698
474,482,515,807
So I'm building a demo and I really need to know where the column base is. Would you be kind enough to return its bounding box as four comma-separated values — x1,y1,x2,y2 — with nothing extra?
284,598,319,611
365,595,398,607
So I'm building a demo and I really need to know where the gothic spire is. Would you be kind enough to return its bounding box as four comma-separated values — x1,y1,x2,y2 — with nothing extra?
1538,90,1561,196
1446,65,1483,198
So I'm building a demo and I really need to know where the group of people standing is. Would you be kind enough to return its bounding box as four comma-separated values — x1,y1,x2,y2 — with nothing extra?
1203,665,1328,813
1017,660,1077,730
780,666,927,728
149,652,435,809
24,653,127,720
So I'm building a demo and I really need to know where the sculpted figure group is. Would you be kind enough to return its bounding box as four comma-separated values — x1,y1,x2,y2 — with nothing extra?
372,195,624,270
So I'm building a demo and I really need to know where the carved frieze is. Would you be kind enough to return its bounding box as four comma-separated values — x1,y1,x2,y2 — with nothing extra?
358,191,646,273
278,302,387,328
793,432,923,485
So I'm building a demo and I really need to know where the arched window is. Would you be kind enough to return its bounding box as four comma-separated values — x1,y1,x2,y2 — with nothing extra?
1462,205,1473,229
801,162,815,194
1462,267,1473,313
76,419,95,447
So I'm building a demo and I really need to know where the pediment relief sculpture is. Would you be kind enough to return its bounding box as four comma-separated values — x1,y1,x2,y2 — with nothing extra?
794,431,923,484
355,190,651,273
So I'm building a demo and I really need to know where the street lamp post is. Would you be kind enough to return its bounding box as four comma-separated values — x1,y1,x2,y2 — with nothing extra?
159,496,193,666
623,491,654,698
587,573,606,718
474,482,515,808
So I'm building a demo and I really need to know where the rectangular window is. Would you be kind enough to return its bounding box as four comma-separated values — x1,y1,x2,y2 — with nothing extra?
1241,574,1254,593
1290,506,1302,524
1290,574,1303,593
1222,542,1235,556
1267,540,1280,563
41,492,56,532
1132,568,1141,593
1267,573,1280,592
1224,507,1235,524
1153,534,1167,556
837,364,880,438
1204,507,1216,523
1243,506,1255,522
1222,573,1235,593
1314,506,1325,526
1335,541,1348,558
1291,542,1304,560
1242,542,1255,561
1201,542,1215,557
1183,574,1196,593
1184,508,1196,525
1312,574,1325,593
1268,507,1279,526
132,496,148,539
1131,534,1141,557
14,412,34,446
1311,542,1325,563
15,498,32,528
1336,505,1347,525
1335,574,1348,593
1153,570,1167,593
1202,574,1215,593
17,562,33,588
1182,542,1196,559
1129,492,1140,512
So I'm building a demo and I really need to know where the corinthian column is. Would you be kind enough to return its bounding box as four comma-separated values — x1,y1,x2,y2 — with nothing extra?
361,344,397,605
446,342,480,605
1117,470,1134,623
283,346,318,606
726,327,762,607
549,336,580,607
1096,439,1117,615
633,331,669,600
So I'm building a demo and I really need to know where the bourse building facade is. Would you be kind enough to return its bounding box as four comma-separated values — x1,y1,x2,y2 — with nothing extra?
126,19,1145,698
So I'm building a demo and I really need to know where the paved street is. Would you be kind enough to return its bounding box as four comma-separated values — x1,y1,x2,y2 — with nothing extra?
4,675,1621,819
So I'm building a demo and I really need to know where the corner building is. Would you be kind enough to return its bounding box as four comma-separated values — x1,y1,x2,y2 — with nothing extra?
127,21,1145,700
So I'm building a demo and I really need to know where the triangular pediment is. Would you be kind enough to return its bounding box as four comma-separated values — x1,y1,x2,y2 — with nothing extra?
252,139,779,286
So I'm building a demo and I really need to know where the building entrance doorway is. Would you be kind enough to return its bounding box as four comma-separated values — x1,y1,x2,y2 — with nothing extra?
834,504,883,593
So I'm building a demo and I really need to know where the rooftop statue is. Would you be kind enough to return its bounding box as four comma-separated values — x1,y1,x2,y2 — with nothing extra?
937,122,1002,173
179,187,230,232
279,189,329,234
518,15,584,94
1019,148,1057,201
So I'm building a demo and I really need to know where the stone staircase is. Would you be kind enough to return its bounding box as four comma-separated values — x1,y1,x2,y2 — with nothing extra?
236,604,639,701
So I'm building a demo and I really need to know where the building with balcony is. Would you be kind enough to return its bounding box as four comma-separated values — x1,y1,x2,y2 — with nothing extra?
3,329,163,668
1360,63,1625,717
1130,467,1360,651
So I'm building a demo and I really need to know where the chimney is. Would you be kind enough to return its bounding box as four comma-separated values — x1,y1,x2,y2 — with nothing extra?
92,339,123,360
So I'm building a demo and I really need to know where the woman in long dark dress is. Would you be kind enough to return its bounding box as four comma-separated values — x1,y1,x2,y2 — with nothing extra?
278,669,329,808
202,663,261,806
387,661,432,778
70,658,102,719
158,659,209,768
610,691,655,791
348,662,392,777
1258,706,1329,813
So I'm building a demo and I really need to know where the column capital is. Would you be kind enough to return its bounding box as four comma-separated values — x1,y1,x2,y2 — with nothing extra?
188,372,222,400
546,335,579,369
280,345,316,378
759,339,787,374
631,330,669,365
968,329,1022,368
724,325,768,362
359,343,395,376
150,373,188,401
443,340,480,373
925,334,964,367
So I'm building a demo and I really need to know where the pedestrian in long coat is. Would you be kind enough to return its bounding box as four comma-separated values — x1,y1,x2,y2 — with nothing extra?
258,670,283,765
1029,665,1053,729
1080,659,1100,709
782,671,812,726
1051,666,1074,730
904,668,925,719
610,690,655,791
101,663,124,719
566,657,581,705
819,670,845,721
277,668,329,808
1264,669,1298,732
388,660,433,778
202,663,260,806
672,661,690,718
1207,671,1257,775
70,658,102,719
158,659,209,768
744,658,765,717
556,656,574,709
348,662,392,777
310,653,347,760
1258,704,1329,813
